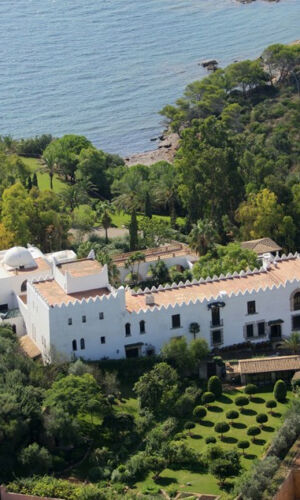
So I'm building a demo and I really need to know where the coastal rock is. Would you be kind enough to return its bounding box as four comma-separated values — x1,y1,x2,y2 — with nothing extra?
124,133,180,167
201,59,218,68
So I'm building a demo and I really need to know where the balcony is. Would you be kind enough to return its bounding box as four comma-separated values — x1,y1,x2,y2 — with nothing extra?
210,319,223,328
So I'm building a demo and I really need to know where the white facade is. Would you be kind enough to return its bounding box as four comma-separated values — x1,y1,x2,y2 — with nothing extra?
2,245,300,363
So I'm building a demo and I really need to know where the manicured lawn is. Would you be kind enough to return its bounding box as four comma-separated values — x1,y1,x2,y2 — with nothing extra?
20,156,65,193
136,388,293,499
110,211,185,229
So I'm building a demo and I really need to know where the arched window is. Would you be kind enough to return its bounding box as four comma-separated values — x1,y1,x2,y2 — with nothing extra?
294,292,300,311
72,339,77,351
80,338,85,350
125,323,131,337
21,280,27,292
139,320,145,334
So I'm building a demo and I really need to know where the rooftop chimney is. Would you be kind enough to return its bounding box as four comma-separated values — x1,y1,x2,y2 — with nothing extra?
145,294,155,306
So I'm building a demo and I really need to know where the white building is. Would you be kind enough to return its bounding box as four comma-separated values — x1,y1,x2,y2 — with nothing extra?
2,245,300,363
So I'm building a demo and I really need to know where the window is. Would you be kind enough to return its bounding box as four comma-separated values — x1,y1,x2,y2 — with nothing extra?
21,280,27,292
292,315,300,330
140,320,146,334
247,301,256,315
212,330,222,345
99,312,104,320
68,318,72,325
82,315,86,323
172,314,181,329
80,338,85,350
125,323,131,337
211,307,220,327
246,324,254,338
101,336,106,344
294,293,300,311
258,322,265,336
72,339,77,351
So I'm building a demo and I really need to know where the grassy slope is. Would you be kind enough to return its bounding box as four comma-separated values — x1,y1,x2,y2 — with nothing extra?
110,212,185,229
135,388,293,499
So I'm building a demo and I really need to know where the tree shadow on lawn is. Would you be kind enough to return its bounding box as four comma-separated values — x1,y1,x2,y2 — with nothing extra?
232,422,247,429
156,477,177,487
222,436,238,444
218,394,233,404
245,454,257,460
208,405,223,413
263,425,275,432
254,438,266,446
272,412,282,418
242,408,257,416
200,420,214,427
251,397,265,404
191,434,203,439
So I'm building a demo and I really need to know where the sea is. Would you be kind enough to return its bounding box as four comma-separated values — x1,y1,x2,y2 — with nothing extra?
0,0,299,156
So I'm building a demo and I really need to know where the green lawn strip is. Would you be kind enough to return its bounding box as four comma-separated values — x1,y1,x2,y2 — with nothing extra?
136,388,292,498
110,211,185,229
20,156,65,193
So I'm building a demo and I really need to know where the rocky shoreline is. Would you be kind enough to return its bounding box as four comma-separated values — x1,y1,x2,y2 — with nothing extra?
124,132,180,167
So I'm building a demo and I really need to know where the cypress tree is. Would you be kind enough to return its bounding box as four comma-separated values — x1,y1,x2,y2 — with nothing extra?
129,209,138,251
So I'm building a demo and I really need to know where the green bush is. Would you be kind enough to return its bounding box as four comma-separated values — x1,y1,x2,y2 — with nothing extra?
266,399,277,414
256,413,268,428
247,425,261,442
208,376,222,398
202,391,215,406
214,421,230,440
244,384,257,400
226,410,239,424
235,395,249,412
274,379,287,402
237,440,250,455
193,405,207,420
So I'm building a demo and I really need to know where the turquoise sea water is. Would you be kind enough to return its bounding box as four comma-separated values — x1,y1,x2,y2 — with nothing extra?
0,0,299,155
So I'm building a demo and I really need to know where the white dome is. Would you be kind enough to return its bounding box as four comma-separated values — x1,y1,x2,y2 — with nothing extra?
4,247,36,269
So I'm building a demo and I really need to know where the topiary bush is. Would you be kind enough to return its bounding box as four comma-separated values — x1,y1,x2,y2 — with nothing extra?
247,425,261,442
237,440,250,455
226,410,239,425
235,395,249,413
205,436,217,444
256,413,268,428
193,405,207,421
214,421,230,440
202,391,215,407
208,376,223,398
266,399,277,415
274,379,287,402
184,421,195,436
244,384,257,401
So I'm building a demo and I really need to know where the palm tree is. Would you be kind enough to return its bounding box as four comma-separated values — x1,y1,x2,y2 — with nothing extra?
98,251,120,286
59,183,89,212
281,332,300,354
188,218,219,255
125,252,145,284
42,146,57,190
96,201,115,244
154,164,178,228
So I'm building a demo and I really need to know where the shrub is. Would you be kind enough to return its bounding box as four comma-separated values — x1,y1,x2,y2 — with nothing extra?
266,399,277,414
234,456,280,500
256,413,268,428
244,384,257,400
184,421,195,436
274,379,287,402
208,376,222,398
237,440,250,455
226,409,239,425
18,443,52,476
202,391,215,406
174,393,195,418
247,425,261,442
214,421,230,440
235,395,249,412
193,405,207,421
205,436,217,444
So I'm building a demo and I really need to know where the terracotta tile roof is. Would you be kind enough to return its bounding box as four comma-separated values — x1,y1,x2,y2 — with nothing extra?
19,335,41,359
125,258,300,312
241,238,282,255
113,242,197,267
57,259,102,277
33,280,110,306
239,355,300,375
